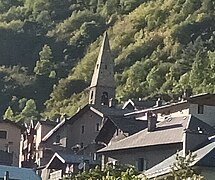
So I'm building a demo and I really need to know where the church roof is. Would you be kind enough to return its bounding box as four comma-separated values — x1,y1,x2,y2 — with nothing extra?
90,32,115,88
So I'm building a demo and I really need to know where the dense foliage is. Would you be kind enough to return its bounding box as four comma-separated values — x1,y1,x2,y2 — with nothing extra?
0,0,214,122
170,152,203,180
64,165,142,180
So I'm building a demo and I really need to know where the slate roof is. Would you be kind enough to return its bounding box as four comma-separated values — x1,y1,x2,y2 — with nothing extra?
92,105,131,117
145,140,215,178
35,120,57,130
98,115,215,153
108,116,148,135
42,118,66,142
0,165,41,180
98,115,189,152
46,151,99,169
90,31,115,88
122,99,156,110
95,115,148,145
38,120,57,126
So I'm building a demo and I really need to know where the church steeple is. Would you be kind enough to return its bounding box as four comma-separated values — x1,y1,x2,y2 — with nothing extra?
89,32,115,106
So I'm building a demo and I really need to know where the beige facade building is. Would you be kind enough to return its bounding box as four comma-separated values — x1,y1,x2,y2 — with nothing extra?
0,119,22,166
127,93,215,127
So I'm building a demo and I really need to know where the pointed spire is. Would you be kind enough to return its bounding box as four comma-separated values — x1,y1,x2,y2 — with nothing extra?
89,32,115,106
90,31,115,88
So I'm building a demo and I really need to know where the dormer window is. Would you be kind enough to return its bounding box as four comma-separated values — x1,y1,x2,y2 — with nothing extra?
198,105,204,114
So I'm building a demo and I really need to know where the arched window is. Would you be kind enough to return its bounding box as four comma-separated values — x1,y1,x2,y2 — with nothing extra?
101,92,108,105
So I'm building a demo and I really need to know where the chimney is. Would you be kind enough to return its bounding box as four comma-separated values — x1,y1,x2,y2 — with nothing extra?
182,88,192,100
147,111,157,132
156,98,162,107
109,98,117,108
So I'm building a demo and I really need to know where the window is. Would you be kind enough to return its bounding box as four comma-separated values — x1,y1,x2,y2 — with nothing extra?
0,131,7,139
137,158,147,171
116,129,119,136
56,135,60,143
80,142,84,148
198,105,204,114
96,123,100,132
101,92,108,105
90,91,94,99
105,65,107,69
81,125,85,134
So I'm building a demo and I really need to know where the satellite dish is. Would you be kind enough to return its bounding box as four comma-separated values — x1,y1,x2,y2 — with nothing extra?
78,162,84,170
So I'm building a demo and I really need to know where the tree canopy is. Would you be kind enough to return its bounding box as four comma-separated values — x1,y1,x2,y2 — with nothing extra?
0,0,214,121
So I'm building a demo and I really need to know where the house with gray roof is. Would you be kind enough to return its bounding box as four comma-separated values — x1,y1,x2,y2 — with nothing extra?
44,151,99,179
144,140,215,179
98,114,215,172
126,93,215,127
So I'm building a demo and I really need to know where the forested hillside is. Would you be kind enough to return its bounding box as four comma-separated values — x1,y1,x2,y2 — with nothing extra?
0,0,214,122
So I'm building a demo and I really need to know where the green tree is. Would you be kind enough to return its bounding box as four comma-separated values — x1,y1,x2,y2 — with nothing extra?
16,99,40,123
34,44,55,77
3,106,14,120
170,152,204,180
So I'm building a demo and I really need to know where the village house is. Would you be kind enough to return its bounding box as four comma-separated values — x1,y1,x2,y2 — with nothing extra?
20,120,57,168
144,140,215,179
98,114,215,172
45,151,100,179
125,93,215,127
0,119,22,166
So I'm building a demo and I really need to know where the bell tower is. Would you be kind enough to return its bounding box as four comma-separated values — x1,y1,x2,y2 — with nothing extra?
89,32,115,106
